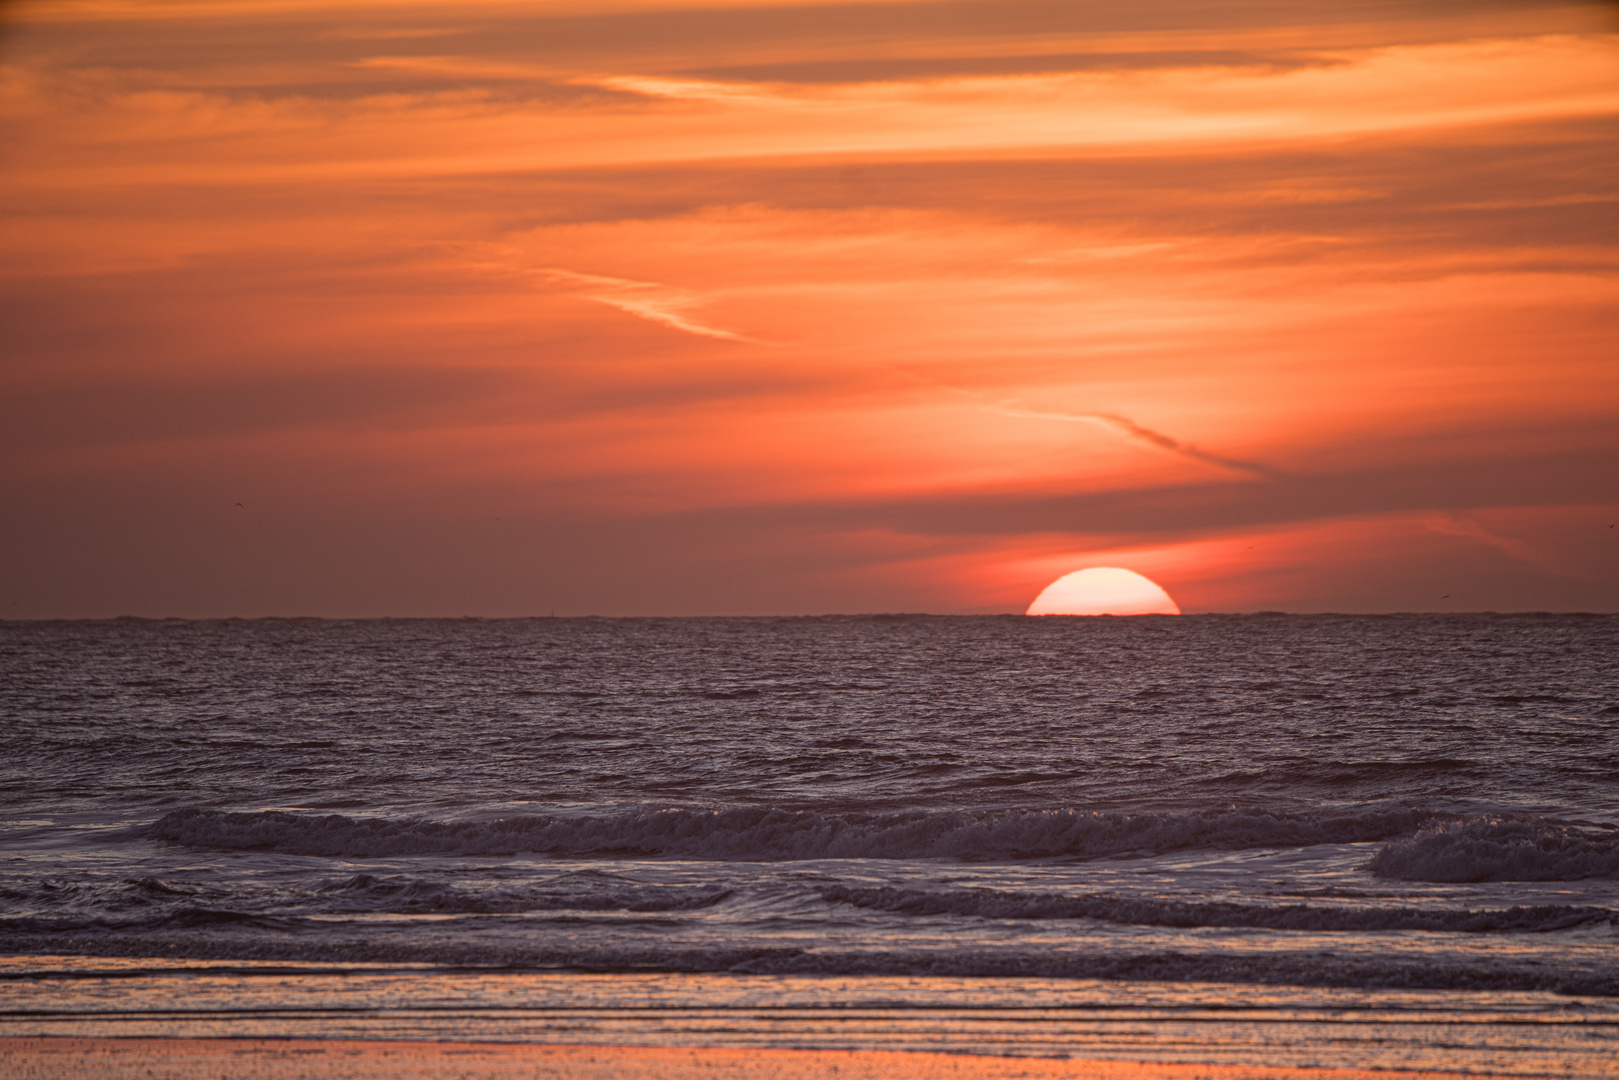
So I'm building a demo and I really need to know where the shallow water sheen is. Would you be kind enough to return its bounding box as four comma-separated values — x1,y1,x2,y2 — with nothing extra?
2,962,1616,1078
0,616,1615,1014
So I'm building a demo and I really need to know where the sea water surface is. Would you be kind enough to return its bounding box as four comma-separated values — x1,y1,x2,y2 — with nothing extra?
1,615,1616,1073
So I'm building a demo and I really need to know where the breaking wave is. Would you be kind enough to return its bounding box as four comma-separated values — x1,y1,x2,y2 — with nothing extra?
147,805,1434,862
318,874,732,914
1368,817,1619,882
818,885,1614,932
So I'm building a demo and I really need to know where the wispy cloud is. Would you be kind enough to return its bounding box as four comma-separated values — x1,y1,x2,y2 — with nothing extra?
541,268,757,343
1422,510,1556,572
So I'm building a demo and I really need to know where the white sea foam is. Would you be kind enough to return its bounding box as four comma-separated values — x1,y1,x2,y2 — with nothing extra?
12,874,1605,933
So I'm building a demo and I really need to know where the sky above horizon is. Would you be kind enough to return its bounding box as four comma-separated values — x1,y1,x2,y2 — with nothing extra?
2,0,1617,616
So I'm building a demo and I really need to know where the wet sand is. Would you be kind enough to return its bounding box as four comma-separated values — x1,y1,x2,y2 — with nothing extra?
0,1039,1498,1080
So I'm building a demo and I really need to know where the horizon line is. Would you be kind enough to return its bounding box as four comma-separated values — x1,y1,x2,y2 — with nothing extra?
3,610,1616,622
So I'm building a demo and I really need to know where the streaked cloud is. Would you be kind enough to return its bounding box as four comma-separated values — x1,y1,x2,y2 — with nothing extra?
539,268,760,342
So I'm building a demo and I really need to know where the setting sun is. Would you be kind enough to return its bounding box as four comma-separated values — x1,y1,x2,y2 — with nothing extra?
1026,568,1181,616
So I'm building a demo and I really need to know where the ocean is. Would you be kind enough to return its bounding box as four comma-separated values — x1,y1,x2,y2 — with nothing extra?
2,615,1616,1074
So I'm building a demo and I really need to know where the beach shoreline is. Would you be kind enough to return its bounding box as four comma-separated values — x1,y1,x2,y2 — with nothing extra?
0,1038,1514,1080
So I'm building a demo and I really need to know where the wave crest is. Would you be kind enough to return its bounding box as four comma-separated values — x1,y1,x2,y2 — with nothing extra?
819,885,1613,932
319,873,731,913
1367,817,1619,882
147,805,1431,861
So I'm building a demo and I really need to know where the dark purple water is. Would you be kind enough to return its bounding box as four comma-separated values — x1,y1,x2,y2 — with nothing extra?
1,615,1616,1011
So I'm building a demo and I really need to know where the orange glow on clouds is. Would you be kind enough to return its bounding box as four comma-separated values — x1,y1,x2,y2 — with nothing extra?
1,0,1617,615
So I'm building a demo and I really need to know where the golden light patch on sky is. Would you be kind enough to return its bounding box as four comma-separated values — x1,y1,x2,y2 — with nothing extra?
1,0,1617,615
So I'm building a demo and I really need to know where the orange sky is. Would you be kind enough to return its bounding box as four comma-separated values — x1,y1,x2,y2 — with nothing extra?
2,0,1617,615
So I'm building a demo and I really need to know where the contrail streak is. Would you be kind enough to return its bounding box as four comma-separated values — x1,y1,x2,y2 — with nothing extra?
986,401,1286,479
